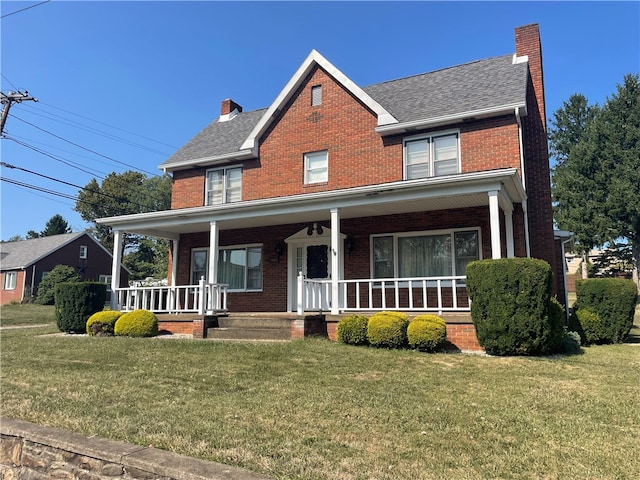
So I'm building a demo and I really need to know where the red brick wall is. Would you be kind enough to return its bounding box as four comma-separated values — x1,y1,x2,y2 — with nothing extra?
0,270,26,304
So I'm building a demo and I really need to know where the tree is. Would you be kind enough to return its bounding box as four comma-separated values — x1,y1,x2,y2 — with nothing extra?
74,170,172,279
549,94,600,278
35,264,81,305
41,214,72,236
551,74,640,289
123,236,170,281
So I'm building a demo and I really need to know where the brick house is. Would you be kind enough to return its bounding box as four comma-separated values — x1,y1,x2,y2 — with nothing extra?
0,232,129,305
98,24,564,349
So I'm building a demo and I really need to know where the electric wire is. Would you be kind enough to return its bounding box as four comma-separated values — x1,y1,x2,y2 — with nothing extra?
9,114,161,176
0,0,51,19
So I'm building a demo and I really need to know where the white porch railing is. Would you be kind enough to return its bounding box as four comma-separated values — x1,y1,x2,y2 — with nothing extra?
114,278,228,314
297,273,470,315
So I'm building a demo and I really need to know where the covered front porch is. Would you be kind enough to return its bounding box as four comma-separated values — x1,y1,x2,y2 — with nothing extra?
100,169,528,320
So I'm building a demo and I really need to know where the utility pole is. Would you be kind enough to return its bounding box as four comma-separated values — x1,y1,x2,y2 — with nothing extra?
1,91,38,135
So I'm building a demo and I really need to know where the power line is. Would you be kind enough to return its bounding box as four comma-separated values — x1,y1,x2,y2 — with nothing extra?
0,0,51,19
1,74,18,90
9,114,160,176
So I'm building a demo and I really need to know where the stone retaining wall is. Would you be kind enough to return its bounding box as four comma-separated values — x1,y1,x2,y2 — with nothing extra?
0,417,271,480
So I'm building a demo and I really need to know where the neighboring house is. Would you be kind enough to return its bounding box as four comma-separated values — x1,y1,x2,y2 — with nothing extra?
0,232,129,305
98,24,564,346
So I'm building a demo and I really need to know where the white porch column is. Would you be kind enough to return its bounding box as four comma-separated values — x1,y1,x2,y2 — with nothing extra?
330,208,340,315
488,190,502,259
208,221,219,283
110,230,123,310
171,238,179,286
505,210,515,258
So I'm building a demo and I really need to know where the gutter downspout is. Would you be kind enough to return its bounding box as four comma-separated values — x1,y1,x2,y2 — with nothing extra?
561,236,573,321
30,266,36,302
516,107,531,257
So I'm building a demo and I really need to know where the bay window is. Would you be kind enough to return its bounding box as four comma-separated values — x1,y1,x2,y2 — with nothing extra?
372,229,480,279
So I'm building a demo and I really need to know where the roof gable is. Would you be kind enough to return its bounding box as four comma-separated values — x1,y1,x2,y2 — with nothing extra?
240,50,398,152
0,232,98,270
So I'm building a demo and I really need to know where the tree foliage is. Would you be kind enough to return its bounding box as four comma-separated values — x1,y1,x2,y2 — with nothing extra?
74,171,172,280
35,264,82,305
551,74,640,289
23,214,72,239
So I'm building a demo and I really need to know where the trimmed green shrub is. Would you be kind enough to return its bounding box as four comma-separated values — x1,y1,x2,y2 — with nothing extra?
562,331,582,355
337,315,369,345
569,308,605,345
407,314,447,352
574,278,637,343
466,258,564,356
36,265,81,305
367,311,409,349
114,310,159,337
86,310,122,336
55,282,107,333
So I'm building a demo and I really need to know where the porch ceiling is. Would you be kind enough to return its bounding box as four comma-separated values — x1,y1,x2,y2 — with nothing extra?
97,168,526,239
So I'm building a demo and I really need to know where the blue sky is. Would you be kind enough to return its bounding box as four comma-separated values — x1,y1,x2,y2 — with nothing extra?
1,1,638,241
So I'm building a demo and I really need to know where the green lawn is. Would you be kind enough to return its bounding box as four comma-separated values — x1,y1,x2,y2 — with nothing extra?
1,306,639,480
0,303,56,327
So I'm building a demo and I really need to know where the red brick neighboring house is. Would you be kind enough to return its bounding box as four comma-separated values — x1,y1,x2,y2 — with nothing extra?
98,24,565,349
0,232,129,305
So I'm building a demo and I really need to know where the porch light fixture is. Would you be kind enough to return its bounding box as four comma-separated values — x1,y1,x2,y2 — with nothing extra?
275,242,286,262
345,236,355,254
306,222,324,236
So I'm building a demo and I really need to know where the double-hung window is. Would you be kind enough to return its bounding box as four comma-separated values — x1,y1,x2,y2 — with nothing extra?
2,272,17,290
206,167,242,205
404,132,459,179
372,229,480,279
304,151,328,184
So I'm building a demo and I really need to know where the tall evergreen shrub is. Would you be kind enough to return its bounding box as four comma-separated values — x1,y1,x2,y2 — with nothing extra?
55,282,107,333
466,258,564,355
573,278,637,343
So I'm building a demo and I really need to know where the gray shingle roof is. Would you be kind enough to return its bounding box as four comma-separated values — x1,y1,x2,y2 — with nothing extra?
0,232,85,270
160,54,528,171
363,55,527,123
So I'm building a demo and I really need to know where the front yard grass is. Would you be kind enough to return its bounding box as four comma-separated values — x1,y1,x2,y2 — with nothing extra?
1,307,639,480
0,303,56,327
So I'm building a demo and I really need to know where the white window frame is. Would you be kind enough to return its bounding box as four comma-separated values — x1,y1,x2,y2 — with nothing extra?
205,166,242,205
79,245,88,259
3,272,17,290
311,85,322,106
98,274,112,292
304,150,328,185
190,248,209,285
403,130,460,180
370,227,482,280
218,244,263,292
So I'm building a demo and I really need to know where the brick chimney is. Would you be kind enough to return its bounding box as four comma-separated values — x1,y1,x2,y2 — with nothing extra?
515,23,546,127
515,24,559,297
220,99,242,119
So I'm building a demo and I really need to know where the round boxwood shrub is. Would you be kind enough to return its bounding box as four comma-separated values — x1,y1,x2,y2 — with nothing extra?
337,314,369,345
114,309,159,337
407,314,447,352
86,310,122,336
55,282,107,333
367,311,409,349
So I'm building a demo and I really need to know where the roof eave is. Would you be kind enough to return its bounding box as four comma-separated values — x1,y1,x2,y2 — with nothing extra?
160,149,256,174
375,102,528,136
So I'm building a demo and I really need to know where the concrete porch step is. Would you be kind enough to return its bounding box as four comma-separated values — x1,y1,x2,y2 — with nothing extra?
206,314,295,341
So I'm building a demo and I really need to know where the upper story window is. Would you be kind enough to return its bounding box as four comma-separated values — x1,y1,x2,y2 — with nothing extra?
304,150,328,184
311,85,322,106
206,167,242,205
79,245,88,259
372,228,480,279
404,132,460,180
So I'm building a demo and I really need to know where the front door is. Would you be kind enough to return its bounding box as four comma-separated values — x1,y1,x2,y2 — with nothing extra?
286,225,344,312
